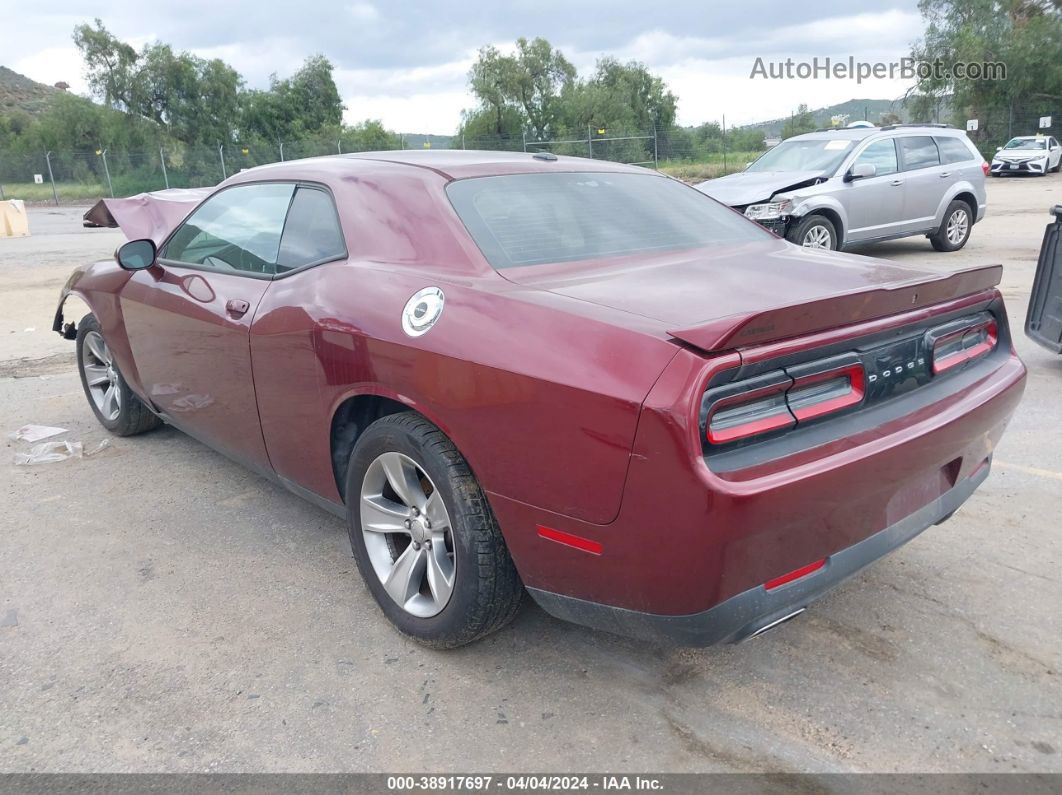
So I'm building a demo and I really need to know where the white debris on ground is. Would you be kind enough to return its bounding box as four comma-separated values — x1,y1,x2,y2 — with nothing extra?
13,438,110,465
8,424,68,443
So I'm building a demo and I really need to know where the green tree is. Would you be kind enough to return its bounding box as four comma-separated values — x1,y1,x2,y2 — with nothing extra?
73,19,242,144
908,0,1062,122
464,38,576,141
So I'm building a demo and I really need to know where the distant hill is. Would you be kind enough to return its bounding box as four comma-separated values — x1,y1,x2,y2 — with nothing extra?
0,66,63,116
740,98,910,137
400,133,456,150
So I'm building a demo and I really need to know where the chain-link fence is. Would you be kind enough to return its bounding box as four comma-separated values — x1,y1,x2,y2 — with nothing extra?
2,109,1057,204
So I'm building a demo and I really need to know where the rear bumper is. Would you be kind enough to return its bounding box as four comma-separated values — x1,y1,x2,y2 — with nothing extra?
528,461,988,646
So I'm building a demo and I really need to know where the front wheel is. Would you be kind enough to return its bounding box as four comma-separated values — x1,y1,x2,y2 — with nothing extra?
929,201,972,252
786,215,838,251
76,314,161,436
345,413,523,648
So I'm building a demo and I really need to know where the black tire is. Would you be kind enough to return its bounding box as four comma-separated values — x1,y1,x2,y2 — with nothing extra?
1050,161,1060,173
929,200,973,252
785,214,838,251
76,313,161,436
345,413,523,648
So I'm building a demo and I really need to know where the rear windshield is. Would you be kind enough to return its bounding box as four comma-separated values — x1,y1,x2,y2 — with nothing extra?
447,172,769,269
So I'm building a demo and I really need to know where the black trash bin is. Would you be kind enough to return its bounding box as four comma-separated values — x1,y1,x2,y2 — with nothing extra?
1026,205,1062,354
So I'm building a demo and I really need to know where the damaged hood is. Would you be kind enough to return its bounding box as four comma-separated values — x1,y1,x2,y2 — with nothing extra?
83,187,212,243
696,170,826,207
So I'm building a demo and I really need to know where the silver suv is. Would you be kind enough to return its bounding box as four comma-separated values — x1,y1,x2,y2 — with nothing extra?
697,124,988,252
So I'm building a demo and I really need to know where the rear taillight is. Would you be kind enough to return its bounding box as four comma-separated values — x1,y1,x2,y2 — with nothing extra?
707,383,793,444
981,161,990,176
929,317,998,374
786,363,865,421
704,358,865,445
703,312,1000,448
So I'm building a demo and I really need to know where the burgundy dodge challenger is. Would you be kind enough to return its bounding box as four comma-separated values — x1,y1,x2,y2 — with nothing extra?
53,151,1026,648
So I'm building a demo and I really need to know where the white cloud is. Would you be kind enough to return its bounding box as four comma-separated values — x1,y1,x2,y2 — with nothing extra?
4,4,924,134
13,47,88,95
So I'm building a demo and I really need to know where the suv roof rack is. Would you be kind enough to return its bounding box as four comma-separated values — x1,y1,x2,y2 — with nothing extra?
879,123,952,130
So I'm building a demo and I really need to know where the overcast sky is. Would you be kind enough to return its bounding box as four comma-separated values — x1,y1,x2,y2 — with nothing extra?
3,1,925,132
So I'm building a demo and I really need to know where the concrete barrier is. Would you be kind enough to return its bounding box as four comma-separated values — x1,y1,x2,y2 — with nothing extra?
1,200,30,238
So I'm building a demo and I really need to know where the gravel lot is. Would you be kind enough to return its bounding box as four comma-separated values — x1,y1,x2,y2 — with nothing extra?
1,177,1060,773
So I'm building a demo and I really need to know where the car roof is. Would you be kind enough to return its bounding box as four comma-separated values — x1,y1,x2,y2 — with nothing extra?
236,150,654,182
787,126,968,143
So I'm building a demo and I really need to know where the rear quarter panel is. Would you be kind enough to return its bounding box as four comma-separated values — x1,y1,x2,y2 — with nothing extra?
251,259,680,524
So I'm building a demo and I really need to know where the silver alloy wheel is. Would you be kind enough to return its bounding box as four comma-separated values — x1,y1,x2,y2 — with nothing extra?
360,451,456,618
946,208,969,245
81,330,122,422
802,225,833,249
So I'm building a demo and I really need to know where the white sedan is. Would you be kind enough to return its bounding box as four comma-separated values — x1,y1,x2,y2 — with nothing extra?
990,135,1062,176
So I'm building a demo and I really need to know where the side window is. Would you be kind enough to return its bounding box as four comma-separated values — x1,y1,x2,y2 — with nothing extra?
899,136,940,171
936,136,976,164
161,183,295,275
853,139,898,176
276,187,347,272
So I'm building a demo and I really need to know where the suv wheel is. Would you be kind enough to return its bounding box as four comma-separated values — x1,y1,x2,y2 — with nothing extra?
345,413,523,648
786,215,837,251
930,201,972,252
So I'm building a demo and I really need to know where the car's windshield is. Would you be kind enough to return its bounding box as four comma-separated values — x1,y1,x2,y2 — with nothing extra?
1003,137,1045,150
745,138,855,173
447,172,770,269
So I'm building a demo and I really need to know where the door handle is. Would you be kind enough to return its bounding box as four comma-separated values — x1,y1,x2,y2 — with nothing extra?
226,299,250,318
939,171,951,178
889,179,904,186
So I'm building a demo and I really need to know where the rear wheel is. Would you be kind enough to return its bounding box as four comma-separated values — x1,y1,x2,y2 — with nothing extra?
930,201,972,252
345,413,523,648
786,215,838,251
76,314,160,436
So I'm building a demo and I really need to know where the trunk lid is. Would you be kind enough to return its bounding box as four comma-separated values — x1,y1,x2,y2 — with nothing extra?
501,240,1003,353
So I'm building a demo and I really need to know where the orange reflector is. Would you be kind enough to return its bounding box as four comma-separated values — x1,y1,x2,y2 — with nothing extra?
764,558,826,590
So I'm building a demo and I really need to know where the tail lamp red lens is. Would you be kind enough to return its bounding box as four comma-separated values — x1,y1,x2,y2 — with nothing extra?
786,363,865,422
705,363,864,444
706,385,794,444
981,161,990,176
931,318,997,374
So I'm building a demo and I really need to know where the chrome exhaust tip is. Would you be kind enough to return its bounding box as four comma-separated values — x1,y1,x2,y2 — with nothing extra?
747,607,806,640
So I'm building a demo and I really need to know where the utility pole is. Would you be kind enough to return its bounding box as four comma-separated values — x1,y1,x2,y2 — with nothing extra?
722,115,727,174
99,148,113,197
159,147,169,189
587,125,593,158
45,152,59,206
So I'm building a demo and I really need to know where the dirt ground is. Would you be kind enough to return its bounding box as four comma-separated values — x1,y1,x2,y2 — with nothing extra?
1,175,1060,773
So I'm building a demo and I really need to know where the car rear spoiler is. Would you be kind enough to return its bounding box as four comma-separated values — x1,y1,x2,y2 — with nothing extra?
83,187,212,243
667,264,1004,352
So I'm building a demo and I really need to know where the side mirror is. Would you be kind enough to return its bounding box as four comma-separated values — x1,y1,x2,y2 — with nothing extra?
845,162,876,182
116,239,157,270
996,146,1003,152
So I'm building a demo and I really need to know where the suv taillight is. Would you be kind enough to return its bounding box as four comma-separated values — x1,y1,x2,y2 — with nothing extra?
929,317,998,374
